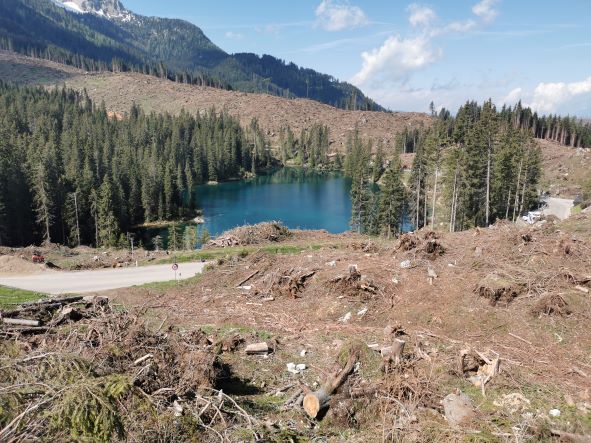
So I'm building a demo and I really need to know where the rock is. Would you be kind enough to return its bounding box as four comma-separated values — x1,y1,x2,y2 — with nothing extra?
549,408,561,417
300,349,307,357
286,362,307,374
325,260,337,267
339,312,352,322
400,260,412,269
245,342,269,355
357,307,368,317
493,393,531,414
443,392,475,428
172,400,183,417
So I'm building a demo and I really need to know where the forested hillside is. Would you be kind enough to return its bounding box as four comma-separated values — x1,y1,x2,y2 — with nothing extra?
0,82,273,247
0,0,381,109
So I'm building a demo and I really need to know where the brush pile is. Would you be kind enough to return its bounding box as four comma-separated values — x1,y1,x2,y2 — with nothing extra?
0,298,261,442
205,221,291,248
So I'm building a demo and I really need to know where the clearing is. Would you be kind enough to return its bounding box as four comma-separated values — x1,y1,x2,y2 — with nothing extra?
0,50,431,150
3,217,590,441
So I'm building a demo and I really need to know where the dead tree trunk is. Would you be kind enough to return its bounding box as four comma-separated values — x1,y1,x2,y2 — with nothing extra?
303,349,359,419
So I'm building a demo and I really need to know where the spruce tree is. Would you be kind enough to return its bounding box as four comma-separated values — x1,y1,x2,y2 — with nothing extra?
378,158,405,238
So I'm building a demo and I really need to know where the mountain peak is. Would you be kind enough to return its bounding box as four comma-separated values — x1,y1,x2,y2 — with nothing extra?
54,0,129,19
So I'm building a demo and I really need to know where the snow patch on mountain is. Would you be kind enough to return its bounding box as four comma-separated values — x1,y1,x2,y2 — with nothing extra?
52,0,135,22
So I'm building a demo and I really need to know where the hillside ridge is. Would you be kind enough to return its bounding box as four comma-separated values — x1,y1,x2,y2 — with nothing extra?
0,50,429,150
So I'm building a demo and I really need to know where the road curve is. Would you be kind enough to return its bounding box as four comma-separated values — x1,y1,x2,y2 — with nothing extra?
0,262,207,295
542,197,574,220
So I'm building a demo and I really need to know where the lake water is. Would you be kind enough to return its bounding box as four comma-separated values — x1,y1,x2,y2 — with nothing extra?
195,168,352,236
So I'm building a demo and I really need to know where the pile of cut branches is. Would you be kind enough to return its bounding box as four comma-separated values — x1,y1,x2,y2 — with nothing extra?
0,298,260,442
205,221,291,248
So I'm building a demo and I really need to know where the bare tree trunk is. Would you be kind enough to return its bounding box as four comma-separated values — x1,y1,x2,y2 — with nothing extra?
512,159,523,222
450,161,459,233
485,141,492,226
431,166,438,227
519,167,529,216
415,166,421,228
505,189,512,219
423,177,428,228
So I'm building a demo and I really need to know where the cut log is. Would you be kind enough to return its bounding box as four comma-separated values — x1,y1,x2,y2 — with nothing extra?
575,285,590,294
245,342,269,355
20,296,83,307
134,354,154,365
303,349,359,419
236,270,259,287
1,318,40,327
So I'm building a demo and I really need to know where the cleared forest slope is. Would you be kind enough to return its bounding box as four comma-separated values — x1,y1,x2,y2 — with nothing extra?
0,50,430,150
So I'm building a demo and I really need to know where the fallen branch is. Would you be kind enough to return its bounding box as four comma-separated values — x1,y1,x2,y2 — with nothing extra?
236,270,259,287
1,318,40,327
508,332,532,346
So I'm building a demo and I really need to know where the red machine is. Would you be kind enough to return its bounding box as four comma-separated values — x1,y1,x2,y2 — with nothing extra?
32,254,45,263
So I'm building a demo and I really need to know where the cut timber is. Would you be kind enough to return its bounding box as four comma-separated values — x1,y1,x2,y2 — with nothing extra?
236,270,259,287
303,349,359,419
245,342,269,355
1,318,40,327
21,296,83,307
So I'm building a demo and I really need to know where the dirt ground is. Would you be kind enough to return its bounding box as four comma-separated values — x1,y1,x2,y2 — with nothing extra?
538,138,591,198
95,214,591,441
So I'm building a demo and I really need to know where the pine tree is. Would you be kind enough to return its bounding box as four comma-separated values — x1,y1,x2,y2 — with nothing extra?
183,225,197,250
167,222,183,251
97,178,119,247
31,161,54,244
378,158,405,238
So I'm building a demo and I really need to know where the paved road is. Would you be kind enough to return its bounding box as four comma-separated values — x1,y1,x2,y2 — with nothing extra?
0,262,207,295
542,197,574,220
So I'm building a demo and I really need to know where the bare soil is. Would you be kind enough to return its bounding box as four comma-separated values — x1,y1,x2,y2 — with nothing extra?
99,214,591,441
538,138,591,198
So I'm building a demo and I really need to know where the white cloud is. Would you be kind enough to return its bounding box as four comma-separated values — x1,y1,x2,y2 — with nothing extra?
351,0,503,100
529,77,591,113
315,0,369,32
407,3,437,28
224,31,244,40
502,87,522,105
472,0,499,23
351,35,441,86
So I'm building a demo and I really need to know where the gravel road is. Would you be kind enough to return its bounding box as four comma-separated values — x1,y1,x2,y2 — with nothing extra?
0,262,207,295
542,197,574,220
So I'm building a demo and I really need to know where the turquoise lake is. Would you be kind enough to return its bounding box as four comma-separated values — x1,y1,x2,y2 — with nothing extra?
194,168,352,236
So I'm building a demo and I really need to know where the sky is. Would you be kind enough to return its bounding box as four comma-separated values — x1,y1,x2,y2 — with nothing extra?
123,0,591,116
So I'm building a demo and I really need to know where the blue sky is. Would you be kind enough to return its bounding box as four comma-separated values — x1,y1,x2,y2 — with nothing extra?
124,0,591,116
